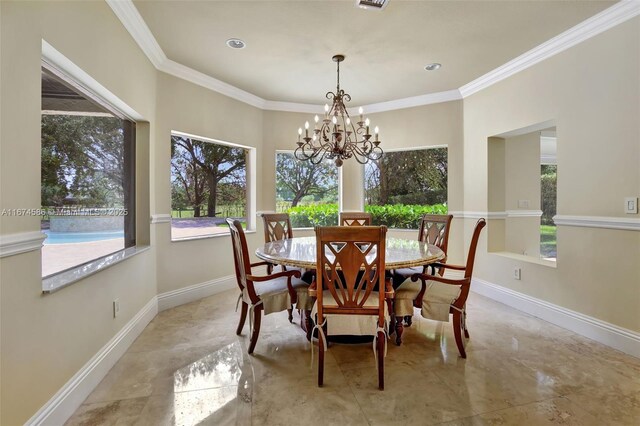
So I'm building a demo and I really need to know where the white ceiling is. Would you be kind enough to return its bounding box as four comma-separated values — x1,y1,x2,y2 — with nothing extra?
132,0,616,106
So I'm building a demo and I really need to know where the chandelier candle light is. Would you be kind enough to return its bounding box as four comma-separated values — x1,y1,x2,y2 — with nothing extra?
294,55,383,167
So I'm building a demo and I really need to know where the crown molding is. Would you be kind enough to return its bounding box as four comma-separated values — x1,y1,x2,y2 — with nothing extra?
108,0,640,112
158,59,266,109
0,231,46,258
459,0,640,98
105,0,166,68
358,89,463,114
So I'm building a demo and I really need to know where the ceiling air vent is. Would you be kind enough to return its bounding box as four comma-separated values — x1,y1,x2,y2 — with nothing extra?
355,0,389,11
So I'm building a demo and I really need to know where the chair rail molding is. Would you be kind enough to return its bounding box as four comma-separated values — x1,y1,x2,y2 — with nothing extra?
506,210,543,217
553,215,640,231
107,0,640,113
0,231,46,258
472,278,640,358
150,213,171,224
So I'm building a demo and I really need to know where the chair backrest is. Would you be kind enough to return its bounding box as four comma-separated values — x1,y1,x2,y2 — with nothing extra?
453,218,486,310
418,214,453,254
340,212,373,226
315,226,386,325
463,218,486,280
262,213,294,243
226,218,258,302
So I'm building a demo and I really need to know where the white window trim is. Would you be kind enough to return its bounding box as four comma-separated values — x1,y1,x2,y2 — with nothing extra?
40,42,144,292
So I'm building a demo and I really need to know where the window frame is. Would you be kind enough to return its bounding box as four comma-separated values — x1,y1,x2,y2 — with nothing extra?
170,130,256,241
40,57,143,291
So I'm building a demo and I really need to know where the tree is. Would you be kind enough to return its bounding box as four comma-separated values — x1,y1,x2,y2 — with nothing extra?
41,115,126,207
365,148,448,206
171,139,208,217
171,136,246,217
276,154,338,207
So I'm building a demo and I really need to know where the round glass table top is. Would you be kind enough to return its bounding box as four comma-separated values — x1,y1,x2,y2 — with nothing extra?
255,237,445,270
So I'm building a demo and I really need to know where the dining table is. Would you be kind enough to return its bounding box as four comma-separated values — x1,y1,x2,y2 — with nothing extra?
255,236,445,272
255,235,446,341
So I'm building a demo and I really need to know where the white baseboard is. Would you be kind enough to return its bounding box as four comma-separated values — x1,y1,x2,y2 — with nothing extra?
25,297,158,426
157,275,237,311
472,278,640,358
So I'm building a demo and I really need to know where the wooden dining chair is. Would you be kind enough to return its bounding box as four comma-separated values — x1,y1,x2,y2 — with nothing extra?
339,212,373,226
391,214,453,326
309,225,393,389
393,218,486,357
227,218,313,354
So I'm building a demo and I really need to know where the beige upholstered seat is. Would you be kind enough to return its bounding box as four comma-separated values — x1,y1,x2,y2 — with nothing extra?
311,290,389,336
392,219,486,358
244,275,314,314
394,279,461,321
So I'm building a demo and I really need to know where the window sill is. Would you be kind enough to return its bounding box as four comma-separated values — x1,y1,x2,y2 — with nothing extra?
171,229,255,243
42,245,151,294
490,251,557,268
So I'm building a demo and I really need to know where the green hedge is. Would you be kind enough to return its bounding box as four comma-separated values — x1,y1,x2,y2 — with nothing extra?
288,204,339,228
286,203,447,228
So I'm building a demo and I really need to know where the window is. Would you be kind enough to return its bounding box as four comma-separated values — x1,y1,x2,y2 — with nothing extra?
364,147,448,228
487,122,557,264
171,133,248,239
540,130,557,261
275,152,339,227
41,67,136,277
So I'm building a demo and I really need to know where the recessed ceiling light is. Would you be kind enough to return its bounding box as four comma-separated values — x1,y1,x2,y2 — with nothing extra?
226,38,246,49
424,63,442,71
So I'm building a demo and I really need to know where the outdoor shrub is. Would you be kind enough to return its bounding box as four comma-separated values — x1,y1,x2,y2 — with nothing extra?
287,204,339,227
285,203,447,229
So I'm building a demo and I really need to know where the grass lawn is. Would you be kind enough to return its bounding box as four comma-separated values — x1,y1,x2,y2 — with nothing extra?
540,224,557,259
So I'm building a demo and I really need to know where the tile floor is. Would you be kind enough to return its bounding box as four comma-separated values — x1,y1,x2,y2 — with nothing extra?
66,290,640,425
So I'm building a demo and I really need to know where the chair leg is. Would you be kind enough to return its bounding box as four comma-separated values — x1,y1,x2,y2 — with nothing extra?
236,301,248,335
395,318,404,345
377,330,385,390
248,306,262,354
305,311,313,341
452,310,466,358
318,332,325,387
463,309,470,338
287,308,293,323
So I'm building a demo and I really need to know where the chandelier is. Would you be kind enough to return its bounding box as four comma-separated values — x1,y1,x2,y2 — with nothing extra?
294,55,383,167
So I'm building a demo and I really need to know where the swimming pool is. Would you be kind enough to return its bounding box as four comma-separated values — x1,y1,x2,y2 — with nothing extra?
43,230,124,245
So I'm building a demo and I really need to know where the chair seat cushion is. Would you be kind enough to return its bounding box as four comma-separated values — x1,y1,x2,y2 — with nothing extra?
244,276,311,314
311,291,389,336
393,279,461,322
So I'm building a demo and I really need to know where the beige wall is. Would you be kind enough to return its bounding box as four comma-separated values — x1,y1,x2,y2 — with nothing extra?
463,17,640,331
502,132,542,257
1,2,637,424
154,72,265,294
0,2,157,424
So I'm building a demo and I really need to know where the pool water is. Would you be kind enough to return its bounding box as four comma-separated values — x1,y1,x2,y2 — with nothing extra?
43,230,124,245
